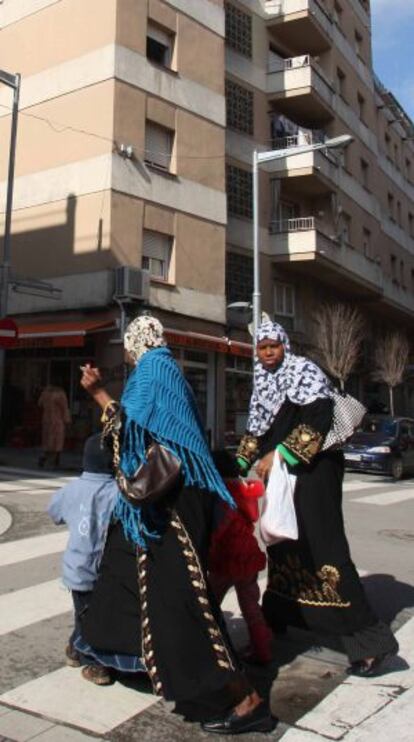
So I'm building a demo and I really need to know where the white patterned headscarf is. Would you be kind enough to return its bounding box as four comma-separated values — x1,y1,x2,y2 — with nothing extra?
247,320,333,436
124,314,166,363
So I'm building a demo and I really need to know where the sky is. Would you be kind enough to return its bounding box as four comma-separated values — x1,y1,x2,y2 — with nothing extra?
370,0,414,120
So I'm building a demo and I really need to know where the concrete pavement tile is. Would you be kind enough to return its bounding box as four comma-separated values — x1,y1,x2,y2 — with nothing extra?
32,725,105,741
0,707,10,717
292,681,398,740
0,709,53,741
279,729,323,741
344,685,414,742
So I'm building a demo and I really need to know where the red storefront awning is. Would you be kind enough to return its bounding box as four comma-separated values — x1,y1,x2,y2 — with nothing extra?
14,318,116,349
164,328,252,358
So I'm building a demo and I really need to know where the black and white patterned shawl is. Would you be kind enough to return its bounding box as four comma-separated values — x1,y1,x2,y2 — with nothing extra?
247,321,333,436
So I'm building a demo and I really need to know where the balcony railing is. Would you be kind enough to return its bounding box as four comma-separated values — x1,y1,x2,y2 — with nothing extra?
269,216,316,234
271,131,326,150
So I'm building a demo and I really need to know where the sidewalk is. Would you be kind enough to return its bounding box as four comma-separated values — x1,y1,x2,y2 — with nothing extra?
0,447,82,474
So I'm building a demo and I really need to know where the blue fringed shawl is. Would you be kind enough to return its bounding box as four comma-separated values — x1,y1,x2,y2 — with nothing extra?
113,347,234,546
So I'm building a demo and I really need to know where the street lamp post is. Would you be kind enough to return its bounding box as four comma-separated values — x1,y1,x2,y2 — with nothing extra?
0,70,21,424
252,134,353,339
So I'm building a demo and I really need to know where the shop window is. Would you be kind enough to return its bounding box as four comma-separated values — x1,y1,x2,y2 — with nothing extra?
142,229,172,280
146,22,174,68
274,281,295,331
225,78,254,135
226,164,253,219
226,252,253,304
225,2,252,58
144,121,174,172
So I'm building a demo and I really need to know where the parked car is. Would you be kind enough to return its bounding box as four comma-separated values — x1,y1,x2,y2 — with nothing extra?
342,415,414,480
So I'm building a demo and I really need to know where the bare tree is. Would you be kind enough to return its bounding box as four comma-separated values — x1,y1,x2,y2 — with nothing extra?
372,331,410,415
312,302,365,391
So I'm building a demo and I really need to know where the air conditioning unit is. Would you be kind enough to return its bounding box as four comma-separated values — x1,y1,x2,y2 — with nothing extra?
114,266,150,302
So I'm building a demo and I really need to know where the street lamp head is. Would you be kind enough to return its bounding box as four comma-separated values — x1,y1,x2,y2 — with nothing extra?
226,301,252,310
324,134,354,150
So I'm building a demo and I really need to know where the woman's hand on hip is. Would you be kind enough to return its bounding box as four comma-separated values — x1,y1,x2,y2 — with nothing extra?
255,451,277,482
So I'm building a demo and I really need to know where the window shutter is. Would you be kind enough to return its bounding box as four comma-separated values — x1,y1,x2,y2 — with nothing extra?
145,122,172,170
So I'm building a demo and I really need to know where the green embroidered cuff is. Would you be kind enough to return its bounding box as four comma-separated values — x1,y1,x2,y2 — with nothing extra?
277,443,299,467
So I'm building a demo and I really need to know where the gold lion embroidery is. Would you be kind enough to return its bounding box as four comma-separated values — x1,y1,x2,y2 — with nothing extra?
283,424,323,464
267,554,351,608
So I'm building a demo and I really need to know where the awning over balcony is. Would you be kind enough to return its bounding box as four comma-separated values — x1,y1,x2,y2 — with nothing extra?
164,329,252,358
14,318,116,349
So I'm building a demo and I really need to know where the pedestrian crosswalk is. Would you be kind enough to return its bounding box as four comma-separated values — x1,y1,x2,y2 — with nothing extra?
0,467,412,738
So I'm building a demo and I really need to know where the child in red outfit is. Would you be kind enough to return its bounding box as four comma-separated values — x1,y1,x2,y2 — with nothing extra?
209,453,272,664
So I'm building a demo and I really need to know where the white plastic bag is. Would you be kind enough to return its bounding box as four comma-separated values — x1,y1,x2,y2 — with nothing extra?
259,455,298,545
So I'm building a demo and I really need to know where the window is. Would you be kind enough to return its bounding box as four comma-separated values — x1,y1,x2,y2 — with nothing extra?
385,132,391,160
397,200,402,227
341,212,351,244
333,1,343,28
144,121,174,171
360,158,369,189
405,158,411,181
336,67,346,100
142,230,172,280
394,144,400,169
226,164,253,218
400,260,405,287
225,79,254,135
357,92,365,122
388,192,395,221
411,269,414,292
409,212,414,238
362,227,372,259
390,254,397,282
226,252,253,304
146,23,174,68
225,2,252,58
354,29,363,58
274,282,295,331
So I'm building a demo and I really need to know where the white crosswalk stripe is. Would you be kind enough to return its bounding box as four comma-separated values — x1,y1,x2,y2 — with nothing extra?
351,490,414,506
0,531,68,567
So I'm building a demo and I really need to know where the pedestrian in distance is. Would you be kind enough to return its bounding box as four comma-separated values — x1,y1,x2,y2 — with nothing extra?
237,320,399,678
47,433,118,685
79,314,277,735
209,450,273,665
38,380,71,469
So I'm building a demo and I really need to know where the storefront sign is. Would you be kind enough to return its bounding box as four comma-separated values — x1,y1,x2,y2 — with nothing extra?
164,329,252,358
0,318,18,348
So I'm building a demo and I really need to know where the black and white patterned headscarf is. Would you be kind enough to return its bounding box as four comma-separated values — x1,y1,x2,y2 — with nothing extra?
247,321,333,436
124,314,167,363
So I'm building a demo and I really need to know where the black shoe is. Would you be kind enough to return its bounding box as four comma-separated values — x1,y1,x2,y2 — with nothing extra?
346,652,395,678
201,701,277,735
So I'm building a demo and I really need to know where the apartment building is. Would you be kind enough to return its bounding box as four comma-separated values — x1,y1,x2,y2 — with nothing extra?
224,0,414,427
0,0,246,447
0,0,413,448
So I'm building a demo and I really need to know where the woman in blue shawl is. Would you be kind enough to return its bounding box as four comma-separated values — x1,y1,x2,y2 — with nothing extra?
79,315,275,734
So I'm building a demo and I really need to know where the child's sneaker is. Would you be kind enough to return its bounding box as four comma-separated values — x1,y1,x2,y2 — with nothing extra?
81,664,112,685
65,644,81,668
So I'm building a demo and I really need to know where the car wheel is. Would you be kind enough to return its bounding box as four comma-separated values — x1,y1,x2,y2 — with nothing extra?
391,457,404,481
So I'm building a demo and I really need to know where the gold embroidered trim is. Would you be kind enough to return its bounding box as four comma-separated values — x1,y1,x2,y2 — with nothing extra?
283,424,323,464
136,550,163,696
268,555,351,608
236,434,259,467
170,513,236,672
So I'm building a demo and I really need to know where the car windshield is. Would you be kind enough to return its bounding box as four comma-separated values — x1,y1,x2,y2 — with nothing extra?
358,418,397,436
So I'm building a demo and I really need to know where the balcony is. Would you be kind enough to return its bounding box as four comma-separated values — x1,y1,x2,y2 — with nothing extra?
263,143,340,196
381,277,414,319
268,218,384,297
265,0,332,55
267,55,335,126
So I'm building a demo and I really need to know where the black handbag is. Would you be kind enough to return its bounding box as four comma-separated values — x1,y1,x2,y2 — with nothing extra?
116,441,182,507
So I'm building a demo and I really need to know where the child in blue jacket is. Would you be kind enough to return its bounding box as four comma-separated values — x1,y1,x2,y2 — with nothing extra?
48,433,118,685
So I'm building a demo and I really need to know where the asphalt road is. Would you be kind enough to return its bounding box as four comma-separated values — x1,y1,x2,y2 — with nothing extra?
0,465,412,741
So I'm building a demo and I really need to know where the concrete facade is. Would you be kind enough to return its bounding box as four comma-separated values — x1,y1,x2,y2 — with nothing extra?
0,0,413,446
